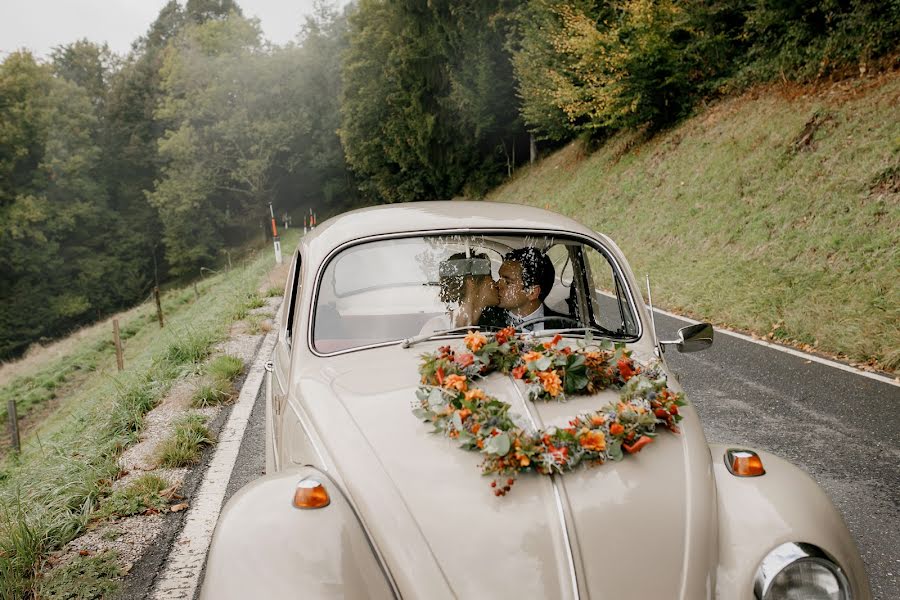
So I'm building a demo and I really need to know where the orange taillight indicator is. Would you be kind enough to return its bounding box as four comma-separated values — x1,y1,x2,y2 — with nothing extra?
725,449,766,477
292,478,331,509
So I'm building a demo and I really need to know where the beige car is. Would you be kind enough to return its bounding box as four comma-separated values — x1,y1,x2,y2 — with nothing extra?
201,202,869,600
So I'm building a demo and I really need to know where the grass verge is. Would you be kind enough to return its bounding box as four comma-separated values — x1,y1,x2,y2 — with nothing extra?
488,75,900,371
36,550,121,600
191,355,244,408
94,474,170,521
156,414,215,469
0,229,295,598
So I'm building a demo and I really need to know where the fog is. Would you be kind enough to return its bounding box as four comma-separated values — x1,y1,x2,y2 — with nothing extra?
0,0,351,58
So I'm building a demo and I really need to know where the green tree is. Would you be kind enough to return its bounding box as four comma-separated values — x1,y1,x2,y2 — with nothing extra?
340,0,527,202
0,52,112,357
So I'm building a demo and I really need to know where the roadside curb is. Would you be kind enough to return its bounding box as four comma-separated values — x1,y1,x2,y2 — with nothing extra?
150,316,280,599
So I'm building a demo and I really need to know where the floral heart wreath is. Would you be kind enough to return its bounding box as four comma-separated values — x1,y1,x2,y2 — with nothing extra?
414,327,685,496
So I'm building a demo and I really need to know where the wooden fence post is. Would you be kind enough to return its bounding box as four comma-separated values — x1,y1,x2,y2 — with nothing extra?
154,286,165,328
7,400,20,453
112,319,124,372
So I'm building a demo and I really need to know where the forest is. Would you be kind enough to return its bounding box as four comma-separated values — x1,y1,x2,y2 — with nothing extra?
1,0,897,359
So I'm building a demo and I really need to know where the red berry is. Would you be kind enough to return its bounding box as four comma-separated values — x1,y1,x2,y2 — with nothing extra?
507,478,514,486
490,481,497,488
494,489,501,496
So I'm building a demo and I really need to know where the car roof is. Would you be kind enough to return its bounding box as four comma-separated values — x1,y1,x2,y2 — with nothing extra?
297,201,599,264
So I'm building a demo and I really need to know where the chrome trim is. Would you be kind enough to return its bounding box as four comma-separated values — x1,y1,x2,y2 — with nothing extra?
645,275,661,357
753,542,852,600
264,360,274,373
308,228,644,358
510,373,581,599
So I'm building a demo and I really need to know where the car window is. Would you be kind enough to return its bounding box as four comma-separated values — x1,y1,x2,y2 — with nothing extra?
312,234,639,353
284,251,302,347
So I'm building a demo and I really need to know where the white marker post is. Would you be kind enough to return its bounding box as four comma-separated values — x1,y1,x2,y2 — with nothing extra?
268,202,282,264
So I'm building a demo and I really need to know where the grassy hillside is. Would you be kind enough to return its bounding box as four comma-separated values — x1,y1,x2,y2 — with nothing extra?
0,233,294,597
489,73,899,372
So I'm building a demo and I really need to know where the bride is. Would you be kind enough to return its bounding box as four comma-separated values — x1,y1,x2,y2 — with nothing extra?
421,252,501,333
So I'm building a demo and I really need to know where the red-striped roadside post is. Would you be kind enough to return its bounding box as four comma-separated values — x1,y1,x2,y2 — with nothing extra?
268,202,283,264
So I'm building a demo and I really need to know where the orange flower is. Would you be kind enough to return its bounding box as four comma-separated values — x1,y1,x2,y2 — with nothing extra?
536,370,562,397
443,374,468,392
518,454,531,467
609,422,624,436
464,331,488,352
543,333,563,349
590,414,605,427
617,357,637,381
471,423,481,434
457,408,472,421
464,388,485,402
455,353,475,367
623,435,653,454
495,326,516,345
522,351,544,363
511,365,527,379
579,430,607,452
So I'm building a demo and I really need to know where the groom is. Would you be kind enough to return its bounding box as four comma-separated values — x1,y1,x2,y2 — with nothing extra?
492,247,570,331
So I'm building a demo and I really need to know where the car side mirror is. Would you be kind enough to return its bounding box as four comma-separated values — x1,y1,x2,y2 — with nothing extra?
660,323,713,353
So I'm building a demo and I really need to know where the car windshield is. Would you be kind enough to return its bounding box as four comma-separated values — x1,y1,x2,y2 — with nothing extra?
312,234,640,353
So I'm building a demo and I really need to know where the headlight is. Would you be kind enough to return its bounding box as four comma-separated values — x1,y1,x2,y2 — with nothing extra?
754,542,851,600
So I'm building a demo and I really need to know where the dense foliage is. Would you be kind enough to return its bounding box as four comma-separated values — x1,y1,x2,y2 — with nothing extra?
0,1,354,357
1,0,896,357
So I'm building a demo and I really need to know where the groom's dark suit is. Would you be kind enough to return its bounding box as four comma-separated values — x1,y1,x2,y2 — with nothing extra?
480,304,572,331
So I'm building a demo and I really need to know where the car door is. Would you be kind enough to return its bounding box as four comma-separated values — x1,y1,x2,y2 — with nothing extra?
270,250,302,471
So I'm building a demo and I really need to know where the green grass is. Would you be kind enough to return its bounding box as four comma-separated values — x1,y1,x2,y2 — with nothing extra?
156,414,214,468
0,229,295,598
192,355,243,408
0,314,145,426
264,286,283,298
206,355,243,383
37,550,121,600
190,379,231,408
94,474,170,521
489,75,900,371
244,293,265,310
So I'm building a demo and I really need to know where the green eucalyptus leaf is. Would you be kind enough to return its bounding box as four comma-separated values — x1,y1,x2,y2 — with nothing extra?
485,432,511,455
534,356,552,371
428,388,445,407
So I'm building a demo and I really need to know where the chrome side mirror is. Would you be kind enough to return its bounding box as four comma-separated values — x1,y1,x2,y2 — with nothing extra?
660,323,713,353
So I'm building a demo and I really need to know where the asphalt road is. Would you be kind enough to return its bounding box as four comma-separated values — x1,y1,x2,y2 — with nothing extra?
223,312,900,599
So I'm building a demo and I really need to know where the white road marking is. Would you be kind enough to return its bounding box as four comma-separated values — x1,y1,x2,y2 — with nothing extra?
151,325,280,599
648,303,898,388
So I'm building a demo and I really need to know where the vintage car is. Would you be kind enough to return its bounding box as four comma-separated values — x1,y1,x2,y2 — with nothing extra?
201,202,870,600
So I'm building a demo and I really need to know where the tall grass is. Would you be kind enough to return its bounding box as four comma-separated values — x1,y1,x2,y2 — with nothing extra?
0,230,294,598
489,75,900,371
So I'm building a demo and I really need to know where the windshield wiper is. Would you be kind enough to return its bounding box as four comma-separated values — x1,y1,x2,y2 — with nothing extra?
401,325,481,349
531,326,620,339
